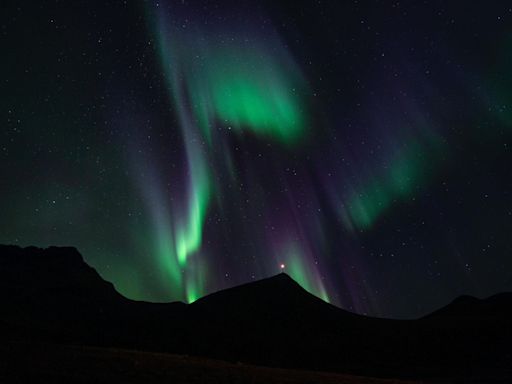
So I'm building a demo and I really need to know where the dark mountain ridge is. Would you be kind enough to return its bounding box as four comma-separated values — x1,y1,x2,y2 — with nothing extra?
424,292,512,319
1,245,511,380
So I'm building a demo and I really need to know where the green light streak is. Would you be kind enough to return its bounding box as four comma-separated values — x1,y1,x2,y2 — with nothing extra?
155,21,309,146
185,260,206,303
155,220,182,289
175,145,211,268
150,11,215,299
142,6,312,302
191,48,307,144
343,136,444,231
282,241,330,303
135,175,185,300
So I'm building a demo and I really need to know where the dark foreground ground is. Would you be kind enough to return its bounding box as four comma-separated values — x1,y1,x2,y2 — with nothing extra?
1,246,510,383
0,342,419,384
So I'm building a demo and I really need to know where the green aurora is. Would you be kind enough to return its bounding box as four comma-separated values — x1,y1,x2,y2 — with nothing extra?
342,136,445,231
146,8,314,302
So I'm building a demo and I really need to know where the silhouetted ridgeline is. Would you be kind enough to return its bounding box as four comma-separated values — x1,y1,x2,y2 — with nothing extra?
1,245,511,381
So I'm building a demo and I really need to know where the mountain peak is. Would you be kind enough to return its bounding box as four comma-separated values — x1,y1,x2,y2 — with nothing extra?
192,272,308,306
189,271,344,325
253,272,303,290
271,272,297,282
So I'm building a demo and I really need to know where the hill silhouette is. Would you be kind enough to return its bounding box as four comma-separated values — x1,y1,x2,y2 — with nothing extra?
1,245,511,381
424,292,512,319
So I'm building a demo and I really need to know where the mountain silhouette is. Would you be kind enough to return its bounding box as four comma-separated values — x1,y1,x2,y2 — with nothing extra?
0,245,187,347
1,245,511,381
424,292,512,318
191,272,362,333
0,245,125,305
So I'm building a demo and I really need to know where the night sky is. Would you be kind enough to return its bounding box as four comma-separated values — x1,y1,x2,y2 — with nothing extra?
2,0,512,319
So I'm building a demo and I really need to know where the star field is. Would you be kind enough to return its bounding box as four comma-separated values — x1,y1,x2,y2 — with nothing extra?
1,0,512,318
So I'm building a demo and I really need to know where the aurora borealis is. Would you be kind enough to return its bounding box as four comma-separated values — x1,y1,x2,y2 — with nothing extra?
144,7,312,302
2,0,512,318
